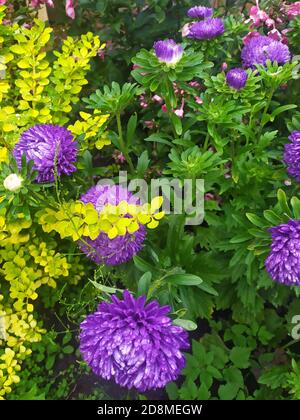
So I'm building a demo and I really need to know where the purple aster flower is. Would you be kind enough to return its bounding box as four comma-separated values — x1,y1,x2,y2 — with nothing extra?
265,220,300,286
284,131,300,181
226,68,248,90
80,290,190,392
79,185,146,265
188,18,224,40
241,35,291,68
153,39,183,65
187,6,213,19
13,124,77,183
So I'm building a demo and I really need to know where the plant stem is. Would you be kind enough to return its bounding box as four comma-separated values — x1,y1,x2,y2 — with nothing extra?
203,132,210,151
116,112,135,173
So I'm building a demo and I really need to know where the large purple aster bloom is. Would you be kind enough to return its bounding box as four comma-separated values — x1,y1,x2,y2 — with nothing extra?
188,18,224,40
153,39,183,65
13,124,77,183
226,68,248,90
284,131,300,181
80,290,190,392
187,6,213,19
265,219,300,286
241,35,291,68
79,185,146,265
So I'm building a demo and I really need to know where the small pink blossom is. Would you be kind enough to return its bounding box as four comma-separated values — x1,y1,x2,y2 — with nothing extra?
189,81,201,89
195,96,203,104
161,104,168,113
286,2,300,19
243,31,260,45
65,0,75,19
246,6,269,28
144,120,155,129
182,23,192,37
221,62,228,71
174,99,185,118
204,193,215,201
152,95,163,104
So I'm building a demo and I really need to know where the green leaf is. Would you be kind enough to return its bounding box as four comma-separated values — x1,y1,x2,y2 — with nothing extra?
89,280,121,294
229,347,251,369
63,345,74,354
277,189,292,216
126,113,137,147
291,196,300,219
166,273,203,286
137,272,152,296
173,318,197,331
246,213,266,228
258,366,288,389
218,383,240,400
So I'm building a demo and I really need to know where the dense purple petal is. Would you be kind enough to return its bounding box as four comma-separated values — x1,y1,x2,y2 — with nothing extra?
13,124,77,183
153,39,183,64
188,18,224,40
241,35,290,68
79,185,146,265
284,131,300,181
187,6,213,19
265,219,300,285
80,290,190,391
226,68,248,90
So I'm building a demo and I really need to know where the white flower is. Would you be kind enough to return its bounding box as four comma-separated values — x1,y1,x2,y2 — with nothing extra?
3,174,23,192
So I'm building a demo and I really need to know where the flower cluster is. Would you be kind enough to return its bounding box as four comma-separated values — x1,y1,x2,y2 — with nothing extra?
185,4,224,40
13,124,78,183
265,220,300,286
241,35,290,68
79,185,147,265
284,131,300,182
80,290,190,391
153,39,183,66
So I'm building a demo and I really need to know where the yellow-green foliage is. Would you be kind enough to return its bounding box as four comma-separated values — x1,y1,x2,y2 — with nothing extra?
0,8,104,148
38,197,165,242
0,210,74,399
68,111,110,152
0,7,105,398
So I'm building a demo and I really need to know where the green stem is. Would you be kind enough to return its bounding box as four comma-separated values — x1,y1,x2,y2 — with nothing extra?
257,88,275,142
116,112,135,173
203,132,210,151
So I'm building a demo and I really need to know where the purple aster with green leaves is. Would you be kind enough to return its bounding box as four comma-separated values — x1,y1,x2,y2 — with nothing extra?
284,131,300,181
153,39,183,65
241,35,291,68
187,5,213,19
79,185,146,265
80,290,190,392
226,68,248,90
188,18,225,40
13,124,77,183
265,219,300,286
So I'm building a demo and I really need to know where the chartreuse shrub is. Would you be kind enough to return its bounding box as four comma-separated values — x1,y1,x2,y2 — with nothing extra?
0,3,166,398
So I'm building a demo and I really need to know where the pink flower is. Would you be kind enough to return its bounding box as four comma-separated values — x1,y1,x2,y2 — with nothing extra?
221,62,228,71
0,0,7,5
195,96,203,105
161,104,167,113
152,95,163,104
243,31,260,45
286,2,300,19
30,0,54,7
268,29,289,45
65,0,75,19
181,23,192,38
246,6,269,28
144,120,155,129
174,99,185,118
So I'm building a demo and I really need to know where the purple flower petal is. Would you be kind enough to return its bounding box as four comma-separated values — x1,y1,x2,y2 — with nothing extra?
80,290,190,392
